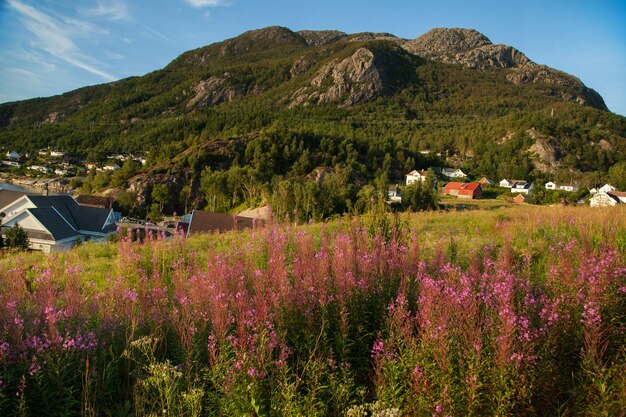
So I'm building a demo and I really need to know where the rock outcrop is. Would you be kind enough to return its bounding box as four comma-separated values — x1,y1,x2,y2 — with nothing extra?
526,128,562,173
297,30,346,46
186,74,242,108
289,47,388,108
506,63,607,109
403,27,607,110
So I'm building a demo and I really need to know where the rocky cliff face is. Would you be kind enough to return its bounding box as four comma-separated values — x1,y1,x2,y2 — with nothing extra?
526,128,562,173
297,30,347,46
405,28,491,57
506,64,607,108
289,47,388,108
403,27,606,109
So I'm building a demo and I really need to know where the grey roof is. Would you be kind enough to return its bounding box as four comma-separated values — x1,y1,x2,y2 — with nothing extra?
27,195,113,233
28,208,79,241
0,189,33,211
74,205,115,233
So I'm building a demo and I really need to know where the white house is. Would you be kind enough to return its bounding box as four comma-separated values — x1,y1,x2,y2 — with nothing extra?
545,182,579,192
499,179,526,188
28,165,52,173
590,192,622,207
405,169,429,185
0,194,117,252
440,168,466,178
599,184,617,193
387,185,402,203
103,163,121,171
54,168,71,176
590,188,598,195
1,161,21,168
511,182,534,194
50,151,65,157
6,151,21,160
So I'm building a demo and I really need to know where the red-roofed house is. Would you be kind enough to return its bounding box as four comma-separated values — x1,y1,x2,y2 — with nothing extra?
444,182,482,199
513,194,528,204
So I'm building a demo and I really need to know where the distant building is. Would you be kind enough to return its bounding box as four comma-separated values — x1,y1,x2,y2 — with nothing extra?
599,184,617,193
439,168,467,178
545,182,579,192
511,182,534,194
74,194,114,209
513,194,529,204
1,161,21,168
186,210,263,237
28,165,52,173
387,185,402,203
0,195,117,252
590,192,622,207
610,191,626,203
405,170,429,185
478,177,494,186
103,163,121,171
6,151,21,160
50,151,65,157
444,182,482,199
499,179,526,188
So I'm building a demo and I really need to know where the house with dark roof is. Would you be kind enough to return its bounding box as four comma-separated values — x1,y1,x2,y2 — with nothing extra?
74,194,114,209
590,191,622,207
0,189,34,210
510,182,534,194
0,194,117,252
186,210,262,237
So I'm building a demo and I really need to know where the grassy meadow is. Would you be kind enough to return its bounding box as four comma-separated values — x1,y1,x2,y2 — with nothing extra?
0,205,625,416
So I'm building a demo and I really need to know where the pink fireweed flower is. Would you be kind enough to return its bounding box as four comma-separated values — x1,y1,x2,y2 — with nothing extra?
371,339,385,359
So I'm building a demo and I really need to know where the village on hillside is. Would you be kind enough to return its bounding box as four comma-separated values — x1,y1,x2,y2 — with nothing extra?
1,143,624,254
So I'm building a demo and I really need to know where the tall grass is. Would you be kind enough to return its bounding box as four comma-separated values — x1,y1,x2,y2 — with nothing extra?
0,206,625,416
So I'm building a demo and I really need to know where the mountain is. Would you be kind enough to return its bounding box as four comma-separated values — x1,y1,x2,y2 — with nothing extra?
0,26,625,219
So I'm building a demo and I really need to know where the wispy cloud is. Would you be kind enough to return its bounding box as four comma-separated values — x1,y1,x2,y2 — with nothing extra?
7,0,117,81
183,0,231,8
81,0,130,21
141,24,176,44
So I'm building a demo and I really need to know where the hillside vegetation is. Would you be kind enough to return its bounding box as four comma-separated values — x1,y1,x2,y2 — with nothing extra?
1,27,625,218
0,206,625,416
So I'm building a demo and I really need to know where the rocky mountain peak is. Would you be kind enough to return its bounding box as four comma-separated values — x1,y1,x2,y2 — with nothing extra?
218,26,306,55
297,30,347,46
406,28,492,57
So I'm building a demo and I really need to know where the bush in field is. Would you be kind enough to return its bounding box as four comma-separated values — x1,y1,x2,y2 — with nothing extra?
2,224,29,251
0,208,625,416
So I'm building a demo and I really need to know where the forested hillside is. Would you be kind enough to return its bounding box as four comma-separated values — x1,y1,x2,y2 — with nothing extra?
1,26,625,218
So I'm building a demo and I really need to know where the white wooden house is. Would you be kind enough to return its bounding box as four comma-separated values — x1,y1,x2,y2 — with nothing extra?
545,182,579,192
590,192,621,207
599,184,617,193
511,182,534,194
387,185,402,203
499,179,525,188
440,168,466,178
0,195,117,252
405,170,429,185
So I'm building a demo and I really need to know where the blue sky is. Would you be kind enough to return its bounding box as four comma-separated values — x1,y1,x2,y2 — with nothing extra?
1,0,625,116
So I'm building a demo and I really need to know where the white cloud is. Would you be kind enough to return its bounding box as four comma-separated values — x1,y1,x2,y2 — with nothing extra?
142,24,176,44
81,0,130,21
184,0,231,8
7,0,117,81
